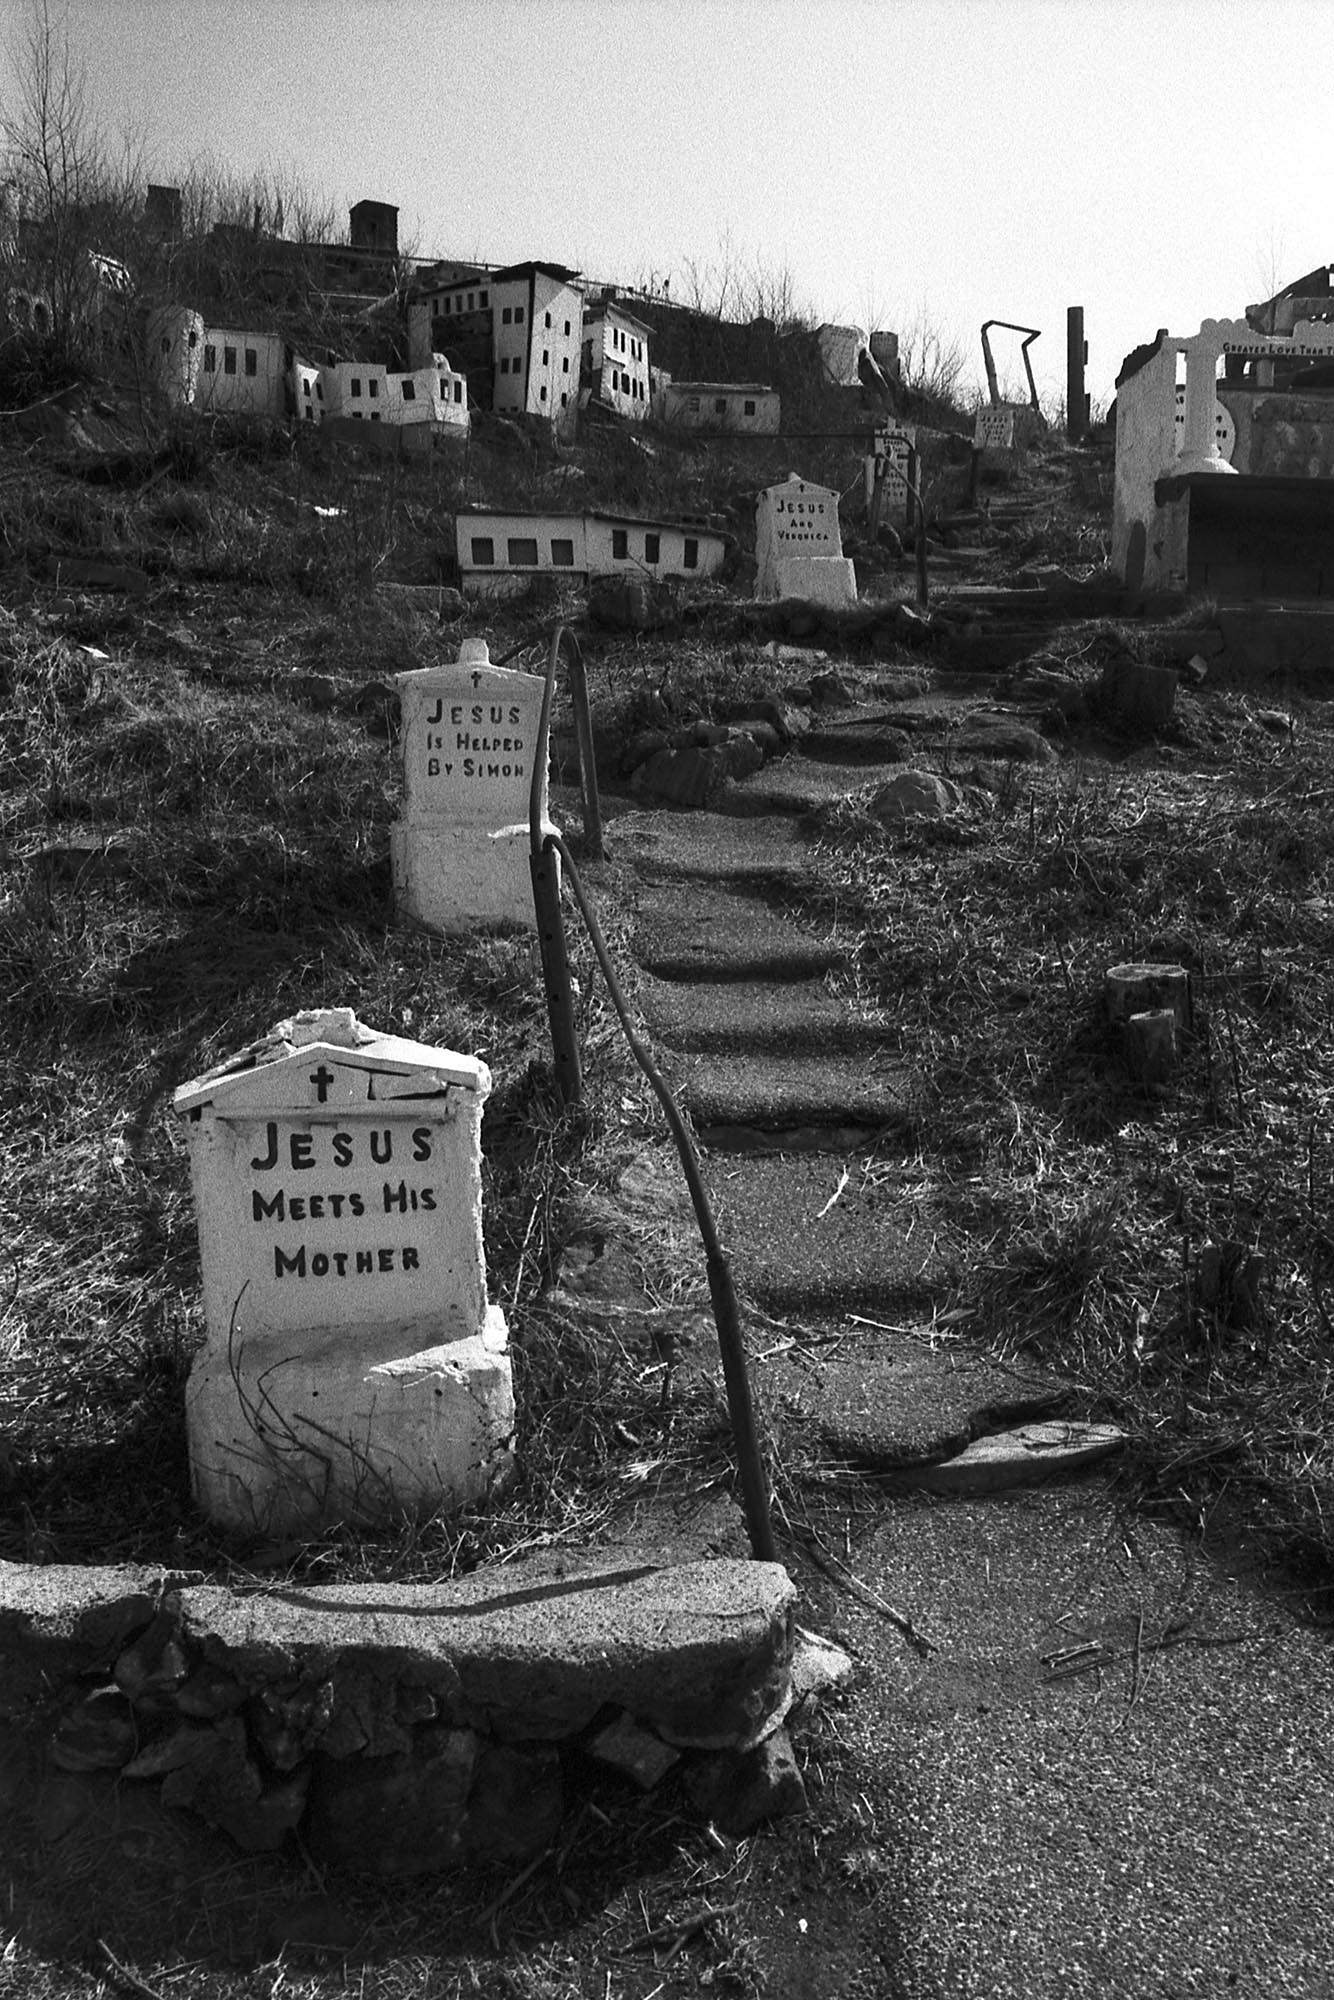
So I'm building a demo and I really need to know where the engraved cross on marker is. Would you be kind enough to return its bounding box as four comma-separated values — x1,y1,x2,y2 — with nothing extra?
309,1064,336,1103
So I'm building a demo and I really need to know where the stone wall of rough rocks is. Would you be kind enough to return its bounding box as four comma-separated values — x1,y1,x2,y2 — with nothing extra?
0,1553,817,1872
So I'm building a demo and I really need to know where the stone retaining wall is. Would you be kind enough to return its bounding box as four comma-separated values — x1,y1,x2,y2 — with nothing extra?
1,1553,802,1872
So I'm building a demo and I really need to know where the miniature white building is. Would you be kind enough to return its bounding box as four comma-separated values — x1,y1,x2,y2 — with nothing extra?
755,473,857,608
148,305,204,406
491,261,583,431
582,301,652,420
173,1007,514,1535
320,355,468,431
195,328,289,419
661,382,780,434
454,508,727,597
391,636,552,932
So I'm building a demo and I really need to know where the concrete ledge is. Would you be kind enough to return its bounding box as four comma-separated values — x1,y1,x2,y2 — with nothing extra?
0,1553,800,1870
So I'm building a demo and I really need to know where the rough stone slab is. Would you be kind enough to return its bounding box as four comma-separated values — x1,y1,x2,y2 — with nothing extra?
900,1420,1127,1494
709,1155,948,1312
723,758,904,816
669,1050,917,1137
0,1562,183,1719
801,721,914,766
178,1556,796,1749
639,976,887,1055
634,882,848,982
612,810,814,885
760,1330,1072,1470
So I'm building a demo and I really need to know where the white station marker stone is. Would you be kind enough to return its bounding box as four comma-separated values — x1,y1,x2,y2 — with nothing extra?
174,1007,513,1534
754,473,857,609
391,636,553,933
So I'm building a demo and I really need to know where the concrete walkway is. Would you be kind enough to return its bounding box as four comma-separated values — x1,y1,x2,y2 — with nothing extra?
606,703,1333,1997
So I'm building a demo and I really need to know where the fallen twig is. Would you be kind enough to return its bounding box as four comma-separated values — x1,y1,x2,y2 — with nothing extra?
631,1900,740,1961
97,1941,170,2000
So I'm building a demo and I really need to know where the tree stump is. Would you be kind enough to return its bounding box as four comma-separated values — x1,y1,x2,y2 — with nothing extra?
1123,1008,1177,1083
1105,963,1191,1033
1099,657,1178,732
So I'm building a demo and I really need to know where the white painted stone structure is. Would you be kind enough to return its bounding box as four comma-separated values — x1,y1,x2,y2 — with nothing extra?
391,637,550,931
1114,315,1334,589
864,425,915,529
974,406,1018,453
755,474,857,608
173,1007,513,1534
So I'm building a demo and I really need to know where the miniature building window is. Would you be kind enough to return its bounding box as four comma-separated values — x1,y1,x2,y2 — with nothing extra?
544,311,552,328
562,356,569,373
514,306,525,324
454,383,463,402
245,349,258,376
401,379,416,400
564,320,570,335
439,378,447,397
551,538,574,565
508,537,538,565
223,346,237,375
744,399,756,416
560,392,568,407
351,378,361,396
467,292,474,309
480,289,488,306
499,357,509,374
715,398,726,414
188,330,198,348
644,533,660,564
302,379,311,397
684,538,699,569
540,386,547,402
612,529,628,559
543,349,549,366
502,307,513,324
315,381,323,401
369,379,379,397
371,412,380,421
472,538,495,564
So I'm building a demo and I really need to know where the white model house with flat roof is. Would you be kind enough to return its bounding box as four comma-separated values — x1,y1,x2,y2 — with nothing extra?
194,327,290,419
320,355,468,430
581,301,652,420
455,507,727,596
490,261,583,432
661,381,780,434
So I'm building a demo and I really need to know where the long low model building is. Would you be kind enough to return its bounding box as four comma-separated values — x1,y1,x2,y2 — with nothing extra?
455,507,727,595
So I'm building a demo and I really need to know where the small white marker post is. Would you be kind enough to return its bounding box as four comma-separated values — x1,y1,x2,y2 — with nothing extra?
173,1008,513,1535
391,636,553,932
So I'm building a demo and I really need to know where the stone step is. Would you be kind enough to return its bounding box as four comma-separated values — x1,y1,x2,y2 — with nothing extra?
668,1050,917,1143
639,976,887,1055
756,1324,1071,1471
633,882,849,983
720,758,889,818
801,723,913,766
610,810,813,886
706,1151,947,1312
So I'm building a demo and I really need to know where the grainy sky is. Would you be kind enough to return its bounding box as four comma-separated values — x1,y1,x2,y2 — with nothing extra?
11,0,1333,405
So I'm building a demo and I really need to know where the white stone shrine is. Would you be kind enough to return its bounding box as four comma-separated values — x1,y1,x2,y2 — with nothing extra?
974,405,1018,455
173,1007,513,1534
754,473,858,609
391,637,552,932
864,426,915,531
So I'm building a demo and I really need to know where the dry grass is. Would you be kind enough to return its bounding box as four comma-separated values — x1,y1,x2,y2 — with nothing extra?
806,715,1334,1599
